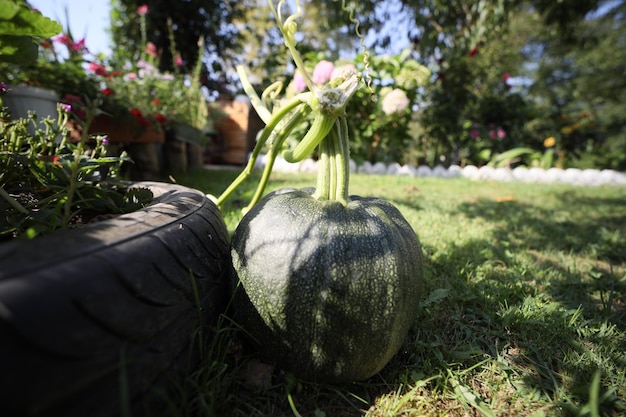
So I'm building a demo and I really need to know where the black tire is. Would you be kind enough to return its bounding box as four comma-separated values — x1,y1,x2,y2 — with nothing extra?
0,182,231,417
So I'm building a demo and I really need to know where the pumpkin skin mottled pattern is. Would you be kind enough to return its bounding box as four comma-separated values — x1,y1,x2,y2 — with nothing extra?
231,188,423,383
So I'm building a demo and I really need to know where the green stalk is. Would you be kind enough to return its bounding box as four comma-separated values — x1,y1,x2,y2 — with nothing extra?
62,109,93,228
312,139,331,201
283,113,335,163
236,65,273,124
0,186,28,215
313,117,350,205
243,105,311,213
216,94,310,207
335,117,350,203
327,131,337,202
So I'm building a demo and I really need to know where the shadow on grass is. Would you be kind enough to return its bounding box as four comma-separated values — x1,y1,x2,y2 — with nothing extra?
453,194,626,326
393,192,626,415
455,195,626,263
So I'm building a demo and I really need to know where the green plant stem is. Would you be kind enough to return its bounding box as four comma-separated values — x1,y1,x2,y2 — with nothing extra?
313,117,349,204
236,65,273,124
244,104,311,213
216,94,311,208
62,111,93,228
283,112,335,163
336,117,350,203
312,139,331,201
270,0,315,93
0,186,28,215
328,130,338,201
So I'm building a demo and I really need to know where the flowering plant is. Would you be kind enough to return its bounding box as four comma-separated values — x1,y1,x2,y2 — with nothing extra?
0,83,151,240
282,50,430,164
86,4,211,135
0,4,162,137
0,12,102,105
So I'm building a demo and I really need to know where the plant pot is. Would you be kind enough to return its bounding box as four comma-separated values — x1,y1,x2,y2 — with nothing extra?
216,100,250,166
89,114,165,144
164,132,188,175
171,122,206,146
187,142,205,169
164,123,207,173
67,116,166,180
0,182,231,417
3,85,59,135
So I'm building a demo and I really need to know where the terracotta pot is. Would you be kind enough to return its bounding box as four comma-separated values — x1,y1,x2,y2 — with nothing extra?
89,115,165,144
216,100,250,165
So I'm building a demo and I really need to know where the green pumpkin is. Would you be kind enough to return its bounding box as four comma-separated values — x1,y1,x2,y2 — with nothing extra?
231,187,423,382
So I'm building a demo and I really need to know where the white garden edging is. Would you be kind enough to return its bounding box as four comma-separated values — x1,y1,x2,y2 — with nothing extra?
251,154,626,187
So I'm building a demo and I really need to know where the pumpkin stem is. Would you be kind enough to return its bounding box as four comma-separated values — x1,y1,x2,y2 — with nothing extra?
313,117,349,204
335,117,350,203
313,134,331,201
244,105,312,213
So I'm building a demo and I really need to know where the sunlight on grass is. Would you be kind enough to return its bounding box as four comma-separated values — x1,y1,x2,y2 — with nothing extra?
166,168,626,416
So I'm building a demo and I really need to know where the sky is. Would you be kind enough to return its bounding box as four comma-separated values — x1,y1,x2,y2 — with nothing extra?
29,0,112,55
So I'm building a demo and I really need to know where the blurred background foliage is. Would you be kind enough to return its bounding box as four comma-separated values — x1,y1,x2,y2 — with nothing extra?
108,0,624,169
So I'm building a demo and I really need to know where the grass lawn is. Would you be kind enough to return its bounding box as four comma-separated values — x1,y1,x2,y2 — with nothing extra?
165,167,626,417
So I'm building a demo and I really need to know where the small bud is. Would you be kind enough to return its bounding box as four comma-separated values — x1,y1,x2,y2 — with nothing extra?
316,71,361,117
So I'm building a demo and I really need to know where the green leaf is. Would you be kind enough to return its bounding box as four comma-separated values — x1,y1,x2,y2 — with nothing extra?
0,34,37,63
0,1,61,64
0,0,19,20
0,2,62,38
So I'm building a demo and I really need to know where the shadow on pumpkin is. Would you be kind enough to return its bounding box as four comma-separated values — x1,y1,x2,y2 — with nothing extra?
230,187,424,412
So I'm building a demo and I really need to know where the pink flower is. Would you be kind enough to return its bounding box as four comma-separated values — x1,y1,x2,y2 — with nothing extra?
71,38,88,53
174,54,183,67
53,33,72,47
312,60,334,85
293,70,307,93
489,130,496,139
60,103,71,113
381,89,409,115
126,72,138,80
145,42,158,58
137,4,149,15
87,62,108,77
470,129,480,138
497,127,506,139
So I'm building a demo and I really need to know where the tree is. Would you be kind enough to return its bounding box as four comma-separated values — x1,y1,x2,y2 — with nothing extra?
524,0,626,169
108,0,246,91
234,0,379,88
308,0,618,167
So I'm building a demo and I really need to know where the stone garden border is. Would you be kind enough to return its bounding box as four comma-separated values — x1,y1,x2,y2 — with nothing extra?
252,154,626,187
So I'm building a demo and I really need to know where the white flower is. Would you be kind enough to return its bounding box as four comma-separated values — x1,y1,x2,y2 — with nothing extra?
331,64,357,81
381,88,409,115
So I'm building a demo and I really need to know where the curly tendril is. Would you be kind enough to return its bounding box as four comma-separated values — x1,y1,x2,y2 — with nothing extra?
338,0,375,100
